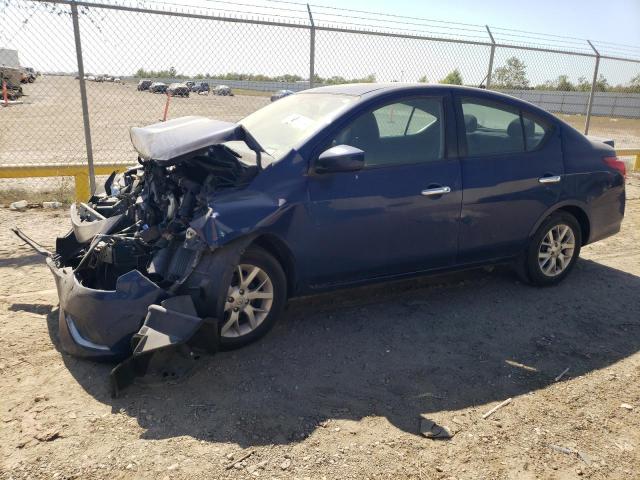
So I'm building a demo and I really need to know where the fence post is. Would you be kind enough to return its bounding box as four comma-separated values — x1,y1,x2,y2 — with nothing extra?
307,4,315,89
485,25,496,89
584,40,600,135
71,1,96,198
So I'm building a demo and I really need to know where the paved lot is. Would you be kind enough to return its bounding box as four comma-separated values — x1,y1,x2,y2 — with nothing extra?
0,76,268,196
1,177,639,479
2,77,640,198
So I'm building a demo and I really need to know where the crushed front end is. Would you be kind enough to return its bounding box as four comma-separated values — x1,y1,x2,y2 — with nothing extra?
13,116,264,395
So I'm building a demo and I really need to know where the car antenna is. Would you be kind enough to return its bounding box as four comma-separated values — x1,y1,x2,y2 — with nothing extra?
478,72,488,89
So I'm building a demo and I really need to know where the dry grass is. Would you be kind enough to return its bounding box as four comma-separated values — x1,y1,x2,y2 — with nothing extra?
558,113,640,148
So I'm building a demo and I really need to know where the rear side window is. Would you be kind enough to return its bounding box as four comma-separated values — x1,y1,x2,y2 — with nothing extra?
461,97,551,156
461,98,524,156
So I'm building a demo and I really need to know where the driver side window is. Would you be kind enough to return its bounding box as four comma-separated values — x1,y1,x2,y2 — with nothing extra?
329,97,444,167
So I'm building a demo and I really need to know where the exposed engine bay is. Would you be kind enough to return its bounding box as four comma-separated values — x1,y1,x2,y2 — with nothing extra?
61,144,258,292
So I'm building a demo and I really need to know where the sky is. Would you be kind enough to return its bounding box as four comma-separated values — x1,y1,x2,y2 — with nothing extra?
341,0,640,48
2,0,639,85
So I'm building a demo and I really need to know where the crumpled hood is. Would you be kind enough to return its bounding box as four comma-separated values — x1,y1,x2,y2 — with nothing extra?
130,116,264,163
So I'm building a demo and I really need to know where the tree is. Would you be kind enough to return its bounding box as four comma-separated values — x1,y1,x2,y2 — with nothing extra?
537,74,575,91
491,57,529,89
576,76,591,92
418,75,429,83
630,73,640,93
440,69,462,85
594,74,609,92
575,74,609,92
554,74,575,91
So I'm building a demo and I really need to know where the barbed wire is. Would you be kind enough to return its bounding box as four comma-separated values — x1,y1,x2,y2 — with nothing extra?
20,0,638,60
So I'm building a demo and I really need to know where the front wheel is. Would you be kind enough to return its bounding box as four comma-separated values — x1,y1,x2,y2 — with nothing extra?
218,247,287,349
522,212,582,286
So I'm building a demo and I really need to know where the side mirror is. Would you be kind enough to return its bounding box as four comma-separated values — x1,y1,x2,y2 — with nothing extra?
315,145,365,174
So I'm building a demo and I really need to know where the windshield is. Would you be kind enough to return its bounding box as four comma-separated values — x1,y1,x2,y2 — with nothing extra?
232,93,357,161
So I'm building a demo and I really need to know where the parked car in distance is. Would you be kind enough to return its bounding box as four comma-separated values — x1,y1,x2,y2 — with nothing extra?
167,82,190,97
149,82,168,94
191,81,210,93
271,89,294,102
2,80,23,99
23,67,37,83
114,77,122,83
20,83,626,362
213,85,233,96
137,79,153,91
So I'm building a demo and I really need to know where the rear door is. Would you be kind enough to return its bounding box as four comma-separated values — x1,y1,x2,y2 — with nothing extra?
454,94,564,263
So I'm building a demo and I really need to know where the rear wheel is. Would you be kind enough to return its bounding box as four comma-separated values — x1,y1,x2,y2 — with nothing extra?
218,247,286,349
522,212,582,286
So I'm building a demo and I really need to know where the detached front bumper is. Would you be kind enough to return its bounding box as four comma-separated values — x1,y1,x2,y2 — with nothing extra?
14,226,219,395
47,257,165,360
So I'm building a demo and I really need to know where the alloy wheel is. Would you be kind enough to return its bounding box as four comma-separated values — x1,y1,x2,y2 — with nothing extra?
538,224,576,277
221,263,274,338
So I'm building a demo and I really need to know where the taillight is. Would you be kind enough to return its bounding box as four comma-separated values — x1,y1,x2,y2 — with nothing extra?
603,156,626,178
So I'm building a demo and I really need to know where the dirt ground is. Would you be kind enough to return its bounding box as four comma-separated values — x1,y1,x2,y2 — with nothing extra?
1,177,639,480
558,114,640,149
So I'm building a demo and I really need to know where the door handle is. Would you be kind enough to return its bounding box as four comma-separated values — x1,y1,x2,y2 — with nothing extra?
538,175,561,184
421,186,451,196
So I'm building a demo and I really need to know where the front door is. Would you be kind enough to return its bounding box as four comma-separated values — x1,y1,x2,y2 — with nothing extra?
304,95,462,288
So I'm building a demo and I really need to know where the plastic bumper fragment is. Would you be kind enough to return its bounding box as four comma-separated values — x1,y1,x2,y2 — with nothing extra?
47,257,165,359
109,296,218,397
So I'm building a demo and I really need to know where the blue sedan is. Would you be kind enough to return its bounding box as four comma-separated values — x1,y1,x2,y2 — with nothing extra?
16,83,626,364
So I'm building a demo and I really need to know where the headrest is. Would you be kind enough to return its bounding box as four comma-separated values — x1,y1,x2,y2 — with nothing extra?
507,118,523,138
346,112,380,145
464,114,477,133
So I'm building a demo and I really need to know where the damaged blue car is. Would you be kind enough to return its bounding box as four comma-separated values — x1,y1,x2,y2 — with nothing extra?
14,83,625,393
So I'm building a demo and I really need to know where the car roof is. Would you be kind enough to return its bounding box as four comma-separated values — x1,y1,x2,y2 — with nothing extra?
302,83,557,120
304,82,532,99
304,83,396,96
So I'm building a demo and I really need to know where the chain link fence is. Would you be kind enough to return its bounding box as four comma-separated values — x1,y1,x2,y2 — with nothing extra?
1,0,639,199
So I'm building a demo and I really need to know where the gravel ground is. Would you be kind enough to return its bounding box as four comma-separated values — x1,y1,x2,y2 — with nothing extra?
1,177,639,480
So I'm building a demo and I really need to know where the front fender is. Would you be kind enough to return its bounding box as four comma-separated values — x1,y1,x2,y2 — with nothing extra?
189,189,295,248
181,234,258,320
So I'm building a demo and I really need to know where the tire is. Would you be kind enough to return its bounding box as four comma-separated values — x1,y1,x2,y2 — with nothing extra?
522,212,582,286
208,247,287,350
